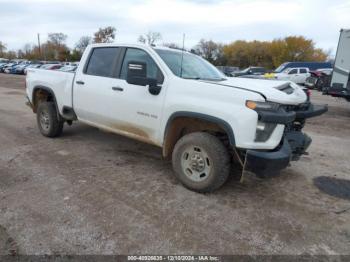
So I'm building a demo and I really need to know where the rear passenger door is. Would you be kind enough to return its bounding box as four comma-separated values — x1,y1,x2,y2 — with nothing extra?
73,47,122,126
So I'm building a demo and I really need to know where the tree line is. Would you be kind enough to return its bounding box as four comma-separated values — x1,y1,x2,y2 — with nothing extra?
0,27,330,69
0,26,116,62
194,37,330,69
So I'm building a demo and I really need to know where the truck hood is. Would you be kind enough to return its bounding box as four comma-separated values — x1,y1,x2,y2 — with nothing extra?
211,77,307,105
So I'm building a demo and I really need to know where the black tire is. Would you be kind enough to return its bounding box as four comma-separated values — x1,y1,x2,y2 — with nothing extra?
172,132,231,193
316,79,324,91
36,101,64,137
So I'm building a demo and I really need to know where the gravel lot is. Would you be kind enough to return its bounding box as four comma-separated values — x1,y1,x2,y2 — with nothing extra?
0,74,349,255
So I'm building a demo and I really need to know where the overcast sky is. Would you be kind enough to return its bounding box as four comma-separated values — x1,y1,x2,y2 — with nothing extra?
0,0,349,55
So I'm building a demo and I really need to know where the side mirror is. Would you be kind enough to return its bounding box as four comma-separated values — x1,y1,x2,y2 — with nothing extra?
126,61,162,95
147,78,162,95
126,61,148,86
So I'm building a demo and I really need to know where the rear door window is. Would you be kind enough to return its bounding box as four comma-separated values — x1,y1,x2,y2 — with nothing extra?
300,68,307,74
85,47,120,78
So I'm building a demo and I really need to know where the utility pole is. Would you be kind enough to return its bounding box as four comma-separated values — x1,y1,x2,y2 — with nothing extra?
37,33,41,59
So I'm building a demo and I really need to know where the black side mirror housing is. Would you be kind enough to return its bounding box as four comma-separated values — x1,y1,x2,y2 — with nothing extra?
147,78,162,95
126,61,162,95
126,61,148,86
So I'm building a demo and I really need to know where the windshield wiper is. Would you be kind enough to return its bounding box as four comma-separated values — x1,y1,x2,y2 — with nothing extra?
183,77,201,80
182,77,226,81
201,77,227,82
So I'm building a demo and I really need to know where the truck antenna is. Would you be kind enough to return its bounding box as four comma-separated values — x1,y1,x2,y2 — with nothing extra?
180,33,185,78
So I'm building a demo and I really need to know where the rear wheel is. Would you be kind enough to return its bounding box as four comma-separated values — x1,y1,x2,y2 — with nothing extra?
36,101,64,137
172,132,231,193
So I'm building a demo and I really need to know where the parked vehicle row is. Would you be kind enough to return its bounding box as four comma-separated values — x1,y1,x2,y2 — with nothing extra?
0,60,79,75
216,66,240,76
231,67,267,78
274,67,311,85
274,62,333,74
217,61,333,86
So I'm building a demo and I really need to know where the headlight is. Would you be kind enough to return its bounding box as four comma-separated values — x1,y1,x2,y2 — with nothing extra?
246,100,280,111
255,121,277,142
246,101,279,142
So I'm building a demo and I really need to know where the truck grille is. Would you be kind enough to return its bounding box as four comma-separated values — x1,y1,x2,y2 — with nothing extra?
283,103,309,112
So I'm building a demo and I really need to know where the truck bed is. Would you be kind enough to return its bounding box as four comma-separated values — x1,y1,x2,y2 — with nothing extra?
26,68,75,115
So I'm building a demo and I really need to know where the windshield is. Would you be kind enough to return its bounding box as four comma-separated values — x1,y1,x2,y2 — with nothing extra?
59,66,77,72
282,68,291,73
155,49,225,81
275,63,287,73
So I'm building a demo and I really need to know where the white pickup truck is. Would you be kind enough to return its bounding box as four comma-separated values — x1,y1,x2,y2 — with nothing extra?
26,43,327,192
274,67,311,85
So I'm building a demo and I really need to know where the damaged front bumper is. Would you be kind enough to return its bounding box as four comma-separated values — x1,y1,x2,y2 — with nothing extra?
245,102,327,177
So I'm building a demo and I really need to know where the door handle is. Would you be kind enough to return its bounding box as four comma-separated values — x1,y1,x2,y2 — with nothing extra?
76,80,85,85
112,86,123,91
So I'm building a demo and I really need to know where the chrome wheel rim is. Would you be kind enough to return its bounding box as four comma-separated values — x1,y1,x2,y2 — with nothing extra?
39,110,50,131
181,145,211,182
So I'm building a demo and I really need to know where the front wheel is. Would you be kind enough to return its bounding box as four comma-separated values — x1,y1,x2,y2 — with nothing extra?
172,132,231,193
36,101,64,137
316,78,324,91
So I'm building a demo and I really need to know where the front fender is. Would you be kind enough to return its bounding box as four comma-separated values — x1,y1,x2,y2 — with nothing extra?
165,111,236,146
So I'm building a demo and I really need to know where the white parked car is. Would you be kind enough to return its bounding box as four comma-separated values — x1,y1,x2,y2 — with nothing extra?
275,67,311,85
25,44,327,192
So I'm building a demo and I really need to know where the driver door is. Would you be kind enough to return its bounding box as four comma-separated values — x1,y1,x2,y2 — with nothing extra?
109,47,167,145
287,68,298,82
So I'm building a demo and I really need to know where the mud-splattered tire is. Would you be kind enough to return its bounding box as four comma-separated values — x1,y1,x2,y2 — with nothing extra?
172,132,231,193
36,101,64,137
